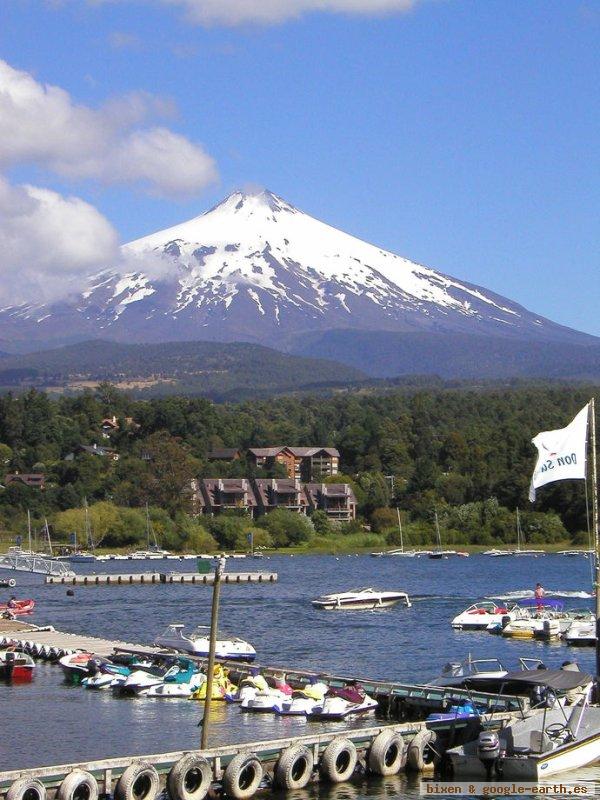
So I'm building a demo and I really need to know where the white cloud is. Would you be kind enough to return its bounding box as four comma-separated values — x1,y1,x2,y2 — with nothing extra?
0,59,218,197
157,0,418,25
0,177,120,303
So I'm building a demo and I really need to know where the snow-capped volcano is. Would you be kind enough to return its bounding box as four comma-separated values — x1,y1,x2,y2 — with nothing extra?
0,189,592,350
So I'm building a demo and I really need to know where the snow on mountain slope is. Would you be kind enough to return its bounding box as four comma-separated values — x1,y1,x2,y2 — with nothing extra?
0,189,592,347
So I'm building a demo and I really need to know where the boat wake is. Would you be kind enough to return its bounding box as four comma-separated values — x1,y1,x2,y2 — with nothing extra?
487,589,594,600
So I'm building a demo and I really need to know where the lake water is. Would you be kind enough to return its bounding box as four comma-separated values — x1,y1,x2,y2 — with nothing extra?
2,552,599,797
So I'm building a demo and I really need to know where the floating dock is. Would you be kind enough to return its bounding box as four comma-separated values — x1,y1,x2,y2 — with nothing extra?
45,571,277,585
0,619,526,716
0,552,75,577
0,716,516,800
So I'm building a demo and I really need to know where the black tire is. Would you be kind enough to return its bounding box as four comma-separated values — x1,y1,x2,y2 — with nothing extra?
320,739,357,784
274,744,314,789
167,754,212,800
222,753,263,799
6,778,46,800
368,731,406,776
406,730,439,772
57,771,98,800
114,762,159,800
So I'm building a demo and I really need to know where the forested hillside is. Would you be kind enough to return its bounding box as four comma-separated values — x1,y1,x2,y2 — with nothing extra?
0,384,596,552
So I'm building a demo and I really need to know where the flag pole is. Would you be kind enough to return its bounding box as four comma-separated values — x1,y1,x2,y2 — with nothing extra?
590,398,600,678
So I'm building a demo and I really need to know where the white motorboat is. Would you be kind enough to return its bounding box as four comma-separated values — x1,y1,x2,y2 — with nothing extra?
154,624,256,661
564,619,597,647
430,657,509,687
446,670,599,780
311,587,411,610
451,601,518,630
484,549,513,557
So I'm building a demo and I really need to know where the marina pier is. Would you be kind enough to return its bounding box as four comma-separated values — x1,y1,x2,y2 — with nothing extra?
44,571,278,586
0,717,517,800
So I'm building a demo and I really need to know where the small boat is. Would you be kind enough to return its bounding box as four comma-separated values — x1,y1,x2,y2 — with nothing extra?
0,599,35,617
154,624,256,661
82,659,132,690
564,619,597,647
446,669,599,780
0,649,35,682
241,673,293,713
57,551,96,563
311,587,411,611
451,601,517,630
429,656,509,687
306,683,378,720
59,652,95,683
556,550,592,558
484,549,513,557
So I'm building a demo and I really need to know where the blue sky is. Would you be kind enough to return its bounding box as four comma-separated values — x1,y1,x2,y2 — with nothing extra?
1,0,599,335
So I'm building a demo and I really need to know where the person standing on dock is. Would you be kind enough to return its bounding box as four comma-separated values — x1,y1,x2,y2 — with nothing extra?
534,582,545,611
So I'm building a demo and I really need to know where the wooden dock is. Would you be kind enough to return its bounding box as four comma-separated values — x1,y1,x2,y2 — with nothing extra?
45,571,277,586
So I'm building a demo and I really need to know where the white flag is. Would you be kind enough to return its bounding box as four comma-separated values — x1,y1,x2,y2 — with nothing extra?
529,403,589,502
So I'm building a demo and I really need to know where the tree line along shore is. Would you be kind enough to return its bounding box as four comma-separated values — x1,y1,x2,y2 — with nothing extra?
0,383,597,554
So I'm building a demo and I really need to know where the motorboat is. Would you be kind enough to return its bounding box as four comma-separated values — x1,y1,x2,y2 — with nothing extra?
500,601,592,640
311,588,411,610
556,550,592,558
128,550,168,560
370,548,417,557
57,551,96,563
154,624,256,661
446,669,600,779
451,601,517,630
0,599,35,617
564,619,597,647
429,657,509,688
484,549,513,557
0,649,35,682
306,683,378,720
59,652,96,683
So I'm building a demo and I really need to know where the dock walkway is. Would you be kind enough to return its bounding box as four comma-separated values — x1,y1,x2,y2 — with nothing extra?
45,571,277,586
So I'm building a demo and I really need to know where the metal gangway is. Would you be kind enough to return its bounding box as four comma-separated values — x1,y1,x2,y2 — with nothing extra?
0,552,75,577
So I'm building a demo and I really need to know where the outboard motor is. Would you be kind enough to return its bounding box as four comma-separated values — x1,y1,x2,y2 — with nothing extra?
501,615,511,629
477,731,500,779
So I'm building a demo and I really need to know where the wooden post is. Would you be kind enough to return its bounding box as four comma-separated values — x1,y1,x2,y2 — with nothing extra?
200,554,226,750
589,398,600,678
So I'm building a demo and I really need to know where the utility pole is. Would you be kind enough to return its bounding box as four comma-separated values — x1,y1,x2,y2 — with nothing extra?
200,554,226,750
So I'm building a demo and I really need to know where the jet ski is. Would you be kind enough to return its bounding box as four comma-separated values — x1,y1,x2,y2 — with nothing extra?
82,658,132,690
241,674,293,713
191,664,236,701
147,658,202,698
274,678,328,716
306,682,378,720
225,670,268,703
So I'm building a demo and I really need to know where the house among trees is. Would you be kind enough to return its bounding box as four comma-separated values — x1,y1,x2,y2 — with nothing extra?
4,472,45,490
101,416,140,439
65,444,119,461
195,478,259,517
189,477,355,521
253,478,308,514
248,446,340,480
207,448,242,462
305,483,357,521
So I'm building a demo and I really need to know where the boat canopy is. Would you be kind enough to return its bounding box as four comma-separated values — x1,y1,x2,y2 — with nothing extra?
499,668,593,691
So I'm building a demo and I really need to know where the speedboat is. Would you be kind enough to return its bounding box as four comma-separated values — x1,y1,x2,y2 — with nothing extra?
484,549,513,557
451,601,517,630
430,657,509,688
311,588,411,610
306,683,378,720
57,552,96,563
59,652,96,683
0,649,35,682
446,670,599,780
154,624,256,661
564,619,597,647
